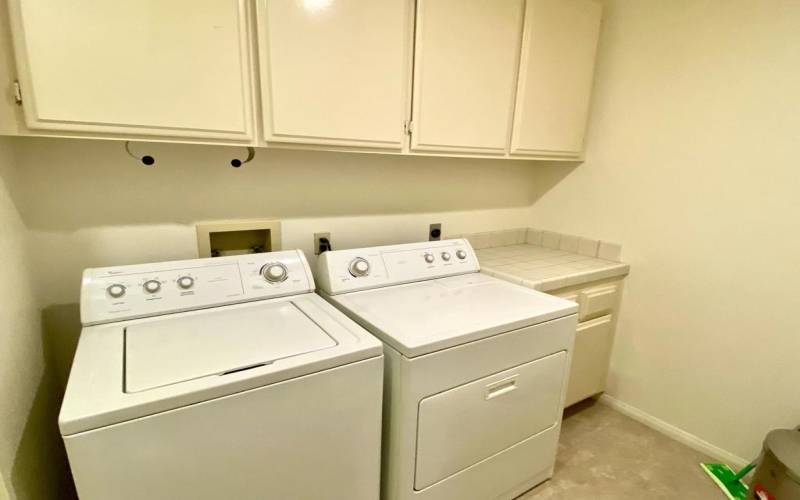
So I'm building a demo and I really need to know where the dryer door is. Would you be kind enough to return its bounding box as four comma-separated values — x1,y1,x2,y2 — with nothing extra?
414,351,568,490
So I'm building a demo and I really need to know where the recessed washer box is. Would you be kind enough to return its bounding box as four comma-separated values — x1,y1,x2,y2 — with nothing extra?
196,219,282,258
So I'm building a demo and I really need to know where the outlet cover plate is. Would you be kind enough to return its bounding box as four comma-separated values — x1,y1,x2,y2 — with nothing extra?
314,232,331,255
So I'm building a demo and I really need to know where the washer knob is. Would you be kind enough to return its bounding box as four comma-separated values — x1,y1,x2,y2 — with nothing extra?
143,280,161,294
424,253,435,264
348,258,370,277
177,276,195,289
261,263,289,283
456,250,467,260
441,252,451,261
107,284,126,298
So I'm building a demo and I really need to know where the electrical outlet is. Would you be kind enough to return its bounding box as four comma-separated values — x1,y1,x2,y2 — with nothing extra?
429,223,442,241
314,232,332,255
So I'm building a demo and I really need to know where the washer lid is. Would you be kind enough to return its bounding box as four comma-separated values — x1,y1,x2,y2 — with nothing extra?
330,273,577,357
125,301,337,392
59,294,383,436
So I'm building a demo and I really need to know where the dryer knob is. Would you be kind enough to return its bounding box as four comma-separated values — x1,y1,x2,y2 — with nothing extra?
143,280,161,294
348,258,370,277
424,253,435,264
456,250,467,260
107,284,126,298
177,276,195,289
441,252,451,261
261,263,289,283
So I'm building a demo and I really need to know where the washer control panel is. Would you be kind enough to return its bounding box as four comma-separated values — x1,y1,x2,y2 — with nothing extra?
81,250,314,325
316,239,479,295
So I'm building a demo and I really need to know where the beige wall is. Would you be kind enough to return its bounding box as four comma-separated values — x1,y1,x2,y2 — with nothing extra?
530,0,800,460
6,137,540,390
1,475,9,500
0,136,35,499
0,138,72,500
11,137,539,305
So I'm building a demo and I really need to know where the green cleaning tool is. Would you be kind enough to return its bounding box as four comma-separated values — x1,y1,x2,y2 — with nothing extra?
700,461,756,500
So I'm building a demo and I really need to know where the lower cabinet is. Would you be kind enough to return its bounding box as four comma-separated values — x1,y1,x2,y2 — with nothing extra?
564,315,613,406
555,279,623,407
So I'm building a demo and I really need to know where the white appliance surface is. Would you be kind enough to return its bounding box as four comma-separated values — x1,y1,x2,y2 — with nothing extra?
61,250,384,500
315,238,480,295
80,249,316,326
316,240,578,500
61,250,382,435
328,272,575,357
414,351,568,490
125,300,337,392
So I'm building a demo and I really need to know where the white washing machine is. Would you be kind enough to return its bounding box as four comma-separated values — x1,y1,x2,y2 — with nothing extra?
316,239,578,500
60,250,384,500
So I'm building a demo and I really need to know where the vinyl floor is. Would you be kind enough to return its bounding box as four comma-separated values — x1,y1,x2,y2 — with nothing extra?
518,399,725,499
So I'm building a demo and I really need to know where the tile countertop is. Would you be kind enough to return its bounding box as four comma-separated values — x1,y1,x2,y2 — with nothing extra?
476,244,630,293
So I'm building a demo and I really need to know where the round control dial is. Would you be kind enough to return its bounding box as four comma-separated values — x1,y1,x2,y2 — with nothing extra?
107,284,126,299
456,250,467,260
348,258,370,277
424,253,435,264
143,280,161,294
441,252,451,261
261,263,289,283
177,276,195,290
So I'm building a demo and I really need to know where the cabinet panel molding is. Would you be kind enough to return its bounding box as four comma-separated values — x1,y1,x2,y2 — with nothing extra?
511,0,602,157
410,0,525,154
257,0,413,149
9,0,254,140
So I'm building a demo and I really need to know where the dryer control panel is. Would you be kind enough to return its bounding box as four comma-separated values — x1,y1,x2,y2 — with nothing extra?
81,250,315,325
316,239,480,295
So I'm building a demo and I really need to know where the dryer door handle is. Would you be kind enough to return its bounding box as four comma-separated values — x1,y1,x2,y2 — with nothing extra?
485,375,519,400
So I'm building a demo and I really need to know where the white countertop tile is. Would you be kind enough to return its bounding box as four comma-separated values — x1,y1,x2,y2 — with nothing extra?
477,243,629,292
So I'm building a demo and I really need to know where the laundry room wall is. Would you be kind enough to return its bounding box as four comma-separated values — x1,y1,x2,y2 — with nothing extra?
7,136,549,388
528,0,800,461
1,475,9,500
0,138,74,500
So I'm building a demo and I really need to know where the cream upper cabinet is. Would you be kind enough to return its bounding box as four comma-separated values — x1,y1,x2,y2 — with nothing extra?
8,1,254,140
257,0,413,149
410,0,524,154
511,0,602,157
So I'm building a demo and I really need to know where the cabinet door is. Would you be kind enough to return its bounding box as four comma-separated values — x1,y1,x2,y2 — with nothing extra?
410,0,524,154
9,1,253,140
511,0,602,157
564,315,613,407
258,0,413,149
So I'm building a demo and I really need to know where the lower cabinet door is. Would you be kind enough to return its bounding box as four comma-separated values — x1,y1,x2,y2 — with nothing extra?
414,351,567,490
565,315,614,406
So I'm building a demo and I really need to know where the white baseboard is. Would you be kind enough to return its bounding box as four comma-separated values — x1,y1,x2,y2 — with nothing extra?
598,394,749,468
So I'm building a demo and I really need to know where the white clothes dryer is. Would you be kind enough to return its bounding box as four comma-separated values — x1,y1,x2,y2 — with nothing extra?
316,239,578,500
